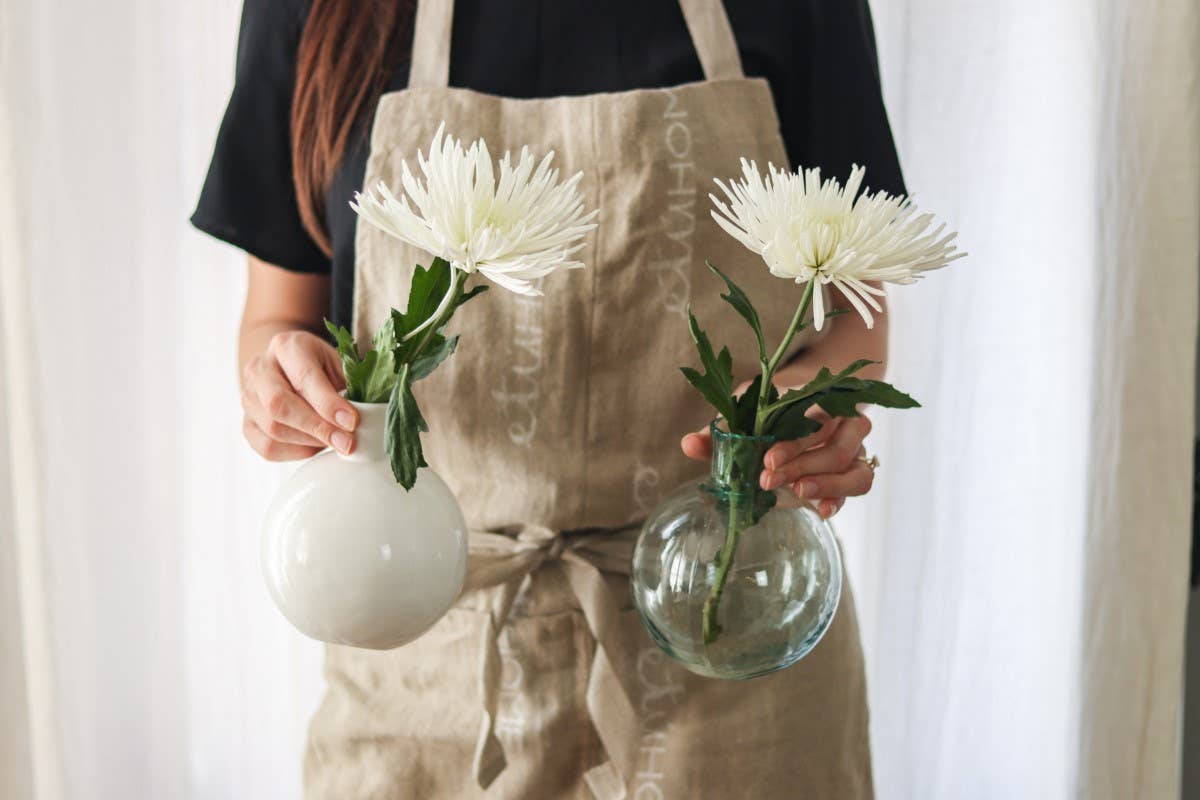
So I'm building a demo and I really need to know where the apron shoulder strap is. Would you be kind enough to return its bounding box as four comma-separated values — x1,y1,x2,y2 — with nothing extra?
678,0,745,81
409,0,454,89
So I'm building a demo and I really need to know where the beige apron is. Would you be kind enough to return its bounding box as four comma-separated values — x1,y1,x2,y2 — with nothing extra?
305,1,872,797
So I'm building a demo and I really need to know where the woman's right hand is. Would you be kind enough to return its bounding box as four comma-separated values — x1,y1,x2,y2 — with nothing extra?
240,330,359,461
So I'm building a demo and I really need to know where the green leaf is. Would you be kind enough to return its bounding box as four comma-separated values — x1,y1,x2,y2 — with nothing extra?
325,319,358,361
814,380,920,417
386,365,428,490
771,359,879,409
761,359,920,441
730,374,776,435
349,316,396,402
343,350,379,402
324,319,370,400
680,307,738,424
763,402,825,441
456,283,489,310
388,261,482,386
394,259,454,336
706,261,764,360
410,334,459,381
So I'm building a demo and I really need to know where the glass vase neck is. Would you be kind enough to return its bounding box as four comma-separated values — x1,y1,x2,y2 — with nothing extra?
708,421,775,495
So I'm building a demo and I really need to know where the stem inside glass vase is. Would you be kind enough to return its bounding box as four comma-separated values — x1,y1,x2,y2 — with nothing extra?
701,421,777,645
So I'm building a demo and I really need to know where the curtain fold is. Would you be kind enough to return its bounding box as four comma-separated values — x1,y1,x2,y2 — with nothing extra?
0,1,1196,798
0,7,61,796
1080,2,1200,797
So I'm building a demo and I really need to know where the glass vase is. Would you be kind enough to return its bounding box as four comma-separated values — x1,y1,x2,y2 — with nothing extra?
631,421,842,679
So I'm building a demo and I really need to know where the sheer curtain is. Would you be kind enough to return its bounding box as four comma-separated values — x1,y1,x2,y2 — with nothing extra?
1,2,1196,800
0,2,324,799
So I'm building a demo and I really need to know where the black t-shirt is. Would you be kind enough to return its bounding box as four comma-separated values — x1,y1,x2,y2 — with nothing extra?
192,0,906,329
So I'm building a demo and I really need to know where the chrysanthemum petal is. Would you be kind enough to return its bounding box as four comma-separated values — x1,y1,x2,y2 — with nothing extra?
351,123,597,295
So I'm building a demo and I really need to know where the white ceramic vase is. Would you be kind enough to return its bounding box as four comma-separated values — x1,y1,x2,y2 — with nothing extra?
261,401,468,649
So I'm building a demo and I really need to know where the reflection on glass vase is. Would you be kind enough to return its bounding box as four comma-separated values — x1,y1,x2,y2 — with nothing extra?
631,421,842,679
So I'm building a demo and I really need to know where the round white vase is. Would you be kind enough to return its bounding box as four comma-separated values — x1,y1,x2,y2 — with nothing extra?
261,400,468,649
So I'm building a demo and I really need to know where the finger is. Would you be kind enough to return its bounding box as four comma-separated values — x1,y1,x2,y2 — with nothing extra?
762,409,840,470
241,389,326,448
790,460,875,501
816,497,846,519
681,426,713,461
272,335,358,431
251,359,353,455
243,418,323,462
761,416,871,490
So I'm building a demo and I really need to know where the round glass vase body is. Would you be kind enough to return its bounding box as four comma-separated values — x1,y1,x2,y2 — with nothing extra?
261,401,468,650
631,423,842,679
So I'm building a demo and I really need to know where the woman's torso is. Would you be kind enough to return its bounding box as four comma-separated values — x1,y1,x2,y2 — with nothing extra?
323,0,895,329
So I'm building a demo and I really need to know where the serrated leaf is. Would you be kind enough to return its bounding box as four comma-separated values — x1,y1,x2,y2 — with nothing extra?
456,283,488,310
771,359,879,408
395,258,453,335
386,365,428,490
707,261,764,359
325,319,359,361
730,374,776,435
681,307,737,424
764,402,825,441
815,381,920,417
410,334,459,381
324,319,370,400
761,359,920,441
343,350,378,401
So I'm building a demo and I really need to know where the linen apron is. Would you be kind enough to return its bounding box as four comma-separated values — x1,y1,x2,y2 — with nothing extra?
305,1,873,797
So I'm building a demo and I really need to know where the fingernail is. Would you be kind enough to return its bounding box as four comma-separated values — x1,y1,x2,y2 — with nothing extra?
335,410,356,431
761,471,781,490
331,431,352,454
795,481,817,498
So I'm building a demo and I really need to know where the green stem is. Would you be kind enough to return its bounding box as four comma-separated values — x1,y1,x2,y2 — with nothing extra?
406,269,467,362
702,490,752,645
754,279,816,436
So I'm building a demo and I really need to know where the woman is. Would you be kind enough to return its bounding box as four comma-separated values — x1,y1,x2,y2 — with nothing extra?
193,0,903,797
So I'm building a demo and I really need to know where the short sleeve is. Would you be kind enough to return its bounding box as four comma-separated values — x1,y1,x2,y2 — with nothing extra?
190,0,329,273
783,0,907,197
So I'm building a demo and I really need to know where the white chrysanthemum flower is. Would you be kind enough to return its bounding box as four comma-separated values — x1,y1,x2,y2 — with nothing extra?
351,123,597,296
710,160,964,329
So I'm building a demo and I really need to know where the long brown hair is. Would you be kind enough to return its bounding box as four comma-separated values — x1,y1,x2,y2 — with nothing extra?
291,0,412,255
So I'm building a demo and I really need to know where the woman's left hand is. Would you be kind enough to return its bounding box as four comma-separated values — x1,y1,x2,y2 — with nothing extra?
680,407,875,519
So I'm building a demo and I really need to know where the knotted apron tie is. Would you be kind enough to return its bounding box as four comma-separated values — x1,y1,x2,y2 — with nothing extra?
464,523,641,800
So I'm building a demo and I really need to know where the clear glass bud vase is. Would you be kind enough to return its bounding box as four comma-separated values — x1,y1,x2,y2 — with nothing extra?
631,422,842,679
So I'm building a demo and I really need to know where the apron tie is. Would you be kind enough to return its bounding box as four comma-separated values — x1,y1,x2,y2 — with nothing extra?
464,523,641,800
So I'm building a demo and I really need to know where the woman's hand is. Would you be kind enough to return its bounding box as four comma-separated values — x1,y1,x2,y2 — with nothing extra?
680,406,875,519
240,330,359,461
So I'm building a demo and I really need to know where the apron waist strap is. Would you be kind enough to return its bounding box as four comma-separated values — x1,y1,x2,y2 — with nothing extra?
464,524,641,800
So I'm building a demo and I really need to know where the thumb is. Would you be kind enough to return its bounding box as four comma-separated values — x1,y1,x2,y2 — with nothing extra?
680,425,713,461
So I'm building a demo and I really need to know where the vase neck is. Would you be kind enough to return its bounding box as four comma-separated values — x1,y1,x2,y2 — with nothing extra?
341,401,388,463
708,422,775,495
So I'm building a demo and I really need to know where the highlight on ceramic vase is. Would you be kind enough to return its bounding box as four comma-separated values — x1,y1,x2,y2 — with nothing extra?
259,123,597,648
632,160,965,679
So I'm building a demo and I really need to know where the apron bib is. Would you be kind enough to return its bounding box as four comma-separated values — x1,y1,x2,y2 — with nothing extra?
305,1,871,797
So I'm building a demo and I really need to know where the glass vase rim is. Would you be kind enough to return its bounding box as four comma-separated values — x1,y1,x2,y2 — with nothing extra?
708,418,777,445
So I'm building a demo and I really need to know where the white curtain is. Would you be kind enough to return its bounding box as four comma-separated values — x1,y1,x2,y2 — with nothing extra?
1,1,1196,799
0,2,325,799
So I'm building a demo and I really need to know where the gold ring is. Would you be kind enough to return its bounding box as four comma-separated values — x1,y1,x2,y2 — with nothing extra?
856,454,880,472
